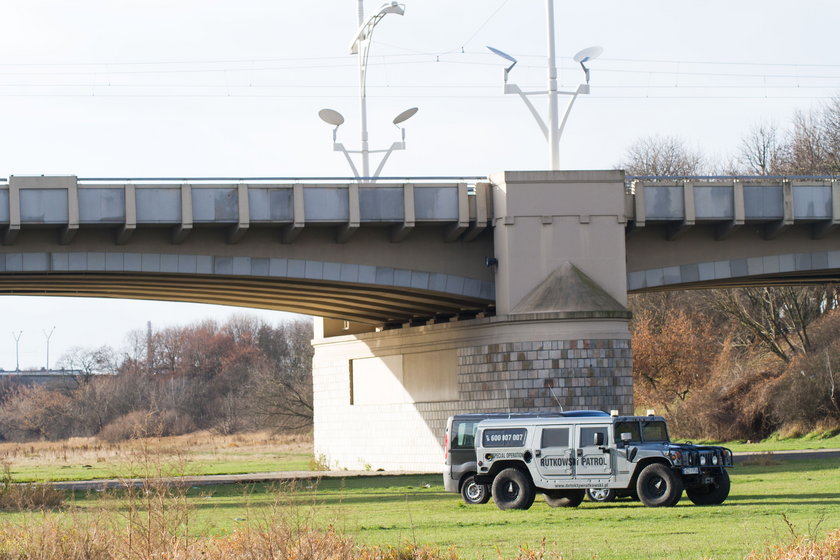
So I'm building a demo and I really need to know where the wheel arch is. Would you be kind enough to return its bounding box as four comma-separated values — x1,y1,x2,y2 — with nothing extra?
458,471,477,492
629,457,672,490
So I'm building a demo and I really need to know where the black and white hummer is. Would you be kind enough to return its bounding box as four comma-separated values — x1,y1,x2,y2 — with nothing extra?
473,412,733,509
443,410,609,504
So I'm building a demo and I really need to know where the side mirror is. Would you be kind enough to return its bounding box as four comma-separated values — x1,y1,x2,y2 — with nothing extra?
594,432,605,446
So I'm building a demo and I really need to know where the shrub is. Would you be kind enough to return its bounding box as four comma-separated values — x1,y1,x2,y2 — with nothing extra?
0,464,65,511
747,527,840,560
98,410,195,443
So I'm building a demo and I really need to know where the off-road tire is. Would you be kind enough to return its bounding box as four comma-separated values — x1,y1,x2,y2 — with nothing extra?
636,463,684,507
544,489,585,508
686,469,730,505
491,468,535,510
585,488,616,503
461,475,491,505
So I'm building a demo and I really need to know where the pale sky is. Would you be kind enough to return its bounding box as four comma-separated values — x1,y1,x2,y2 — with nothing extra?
0,0,838,369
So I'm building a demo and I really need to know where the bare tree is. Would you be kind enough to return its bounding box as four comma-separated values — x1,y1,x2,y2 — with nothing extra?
247,319,314,431
739,120,785,175
56,345,117,387
621,135,703,177
703,287,833,363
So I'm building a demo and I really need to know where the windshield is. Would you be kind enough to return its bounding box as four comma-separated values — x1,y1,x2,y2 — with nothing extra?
614,420,670,443
614,421,641,443
641,421,670,442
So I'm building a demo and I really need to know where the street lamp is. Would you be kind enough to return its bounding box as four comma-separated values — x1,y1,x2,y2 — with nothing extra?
318,1,417,181
43,326,55,371
487,1,602,170
11,331,22,371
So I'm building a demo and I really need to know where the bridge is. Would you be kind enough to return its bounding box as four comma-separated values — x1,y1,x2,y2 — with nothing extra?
2,171,839,470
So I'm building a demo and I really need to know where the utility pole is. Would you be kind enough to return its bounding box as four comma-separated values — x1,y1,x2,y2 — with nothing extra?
12,331,22,371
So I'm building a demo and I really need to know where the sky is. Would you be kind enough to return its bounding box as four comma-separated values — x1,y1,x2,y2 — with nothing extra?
0,0,838,369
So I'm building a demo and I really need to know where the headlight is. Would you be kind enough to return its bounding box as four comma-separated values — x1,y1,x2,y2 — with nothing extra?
700,456,706,466
668,450,682,465
712,455,719,465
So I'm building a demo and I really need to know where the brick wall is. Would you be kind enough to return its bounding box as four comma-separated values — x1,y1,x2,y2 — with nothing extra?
313,319,633,472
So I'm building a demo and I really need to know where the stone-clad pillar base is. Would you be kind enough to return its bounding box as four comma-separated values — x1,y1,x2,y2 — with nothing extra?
312,313,632,472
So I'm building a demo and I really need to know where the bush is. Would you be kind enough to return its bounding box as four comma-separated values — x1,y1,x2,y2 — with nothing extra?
98,410,195,443
0,464,65,511
747,527,840,560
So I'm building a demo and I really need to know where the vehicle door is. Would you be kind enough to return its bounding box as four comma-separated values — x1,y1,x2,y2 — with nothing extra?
575,424,612,477
534,425,574,478
449,418,482,471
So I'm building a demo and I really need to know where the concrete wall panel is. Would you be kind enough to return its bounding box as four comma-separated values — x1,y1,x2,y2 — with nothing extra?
304,187,349,221
694,186,733,219
644,185,683,219
248,188,293,222
359,187,403,221
743,185,784,219
192,188,238,222
414,187,458,220
793,184,831,219
20,189,68,223
0,189,9,222
136,188,180,223
79,188,125,223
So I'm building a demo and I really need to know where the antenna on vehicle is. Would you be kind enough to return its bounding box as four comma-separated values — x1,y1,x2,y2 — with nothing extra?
545,379,564,411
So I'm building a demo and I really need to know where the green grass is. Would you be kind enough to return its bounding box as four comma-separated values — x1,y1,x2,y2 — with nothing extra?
5,452,313,483
690,430,840,452
21,457,839,560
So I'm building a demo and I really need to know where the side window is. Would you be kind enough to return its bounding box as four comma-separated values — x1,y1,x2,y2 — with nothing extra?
614,421,641,442
580,426,609,447
453,421,478,449
540,427,570,448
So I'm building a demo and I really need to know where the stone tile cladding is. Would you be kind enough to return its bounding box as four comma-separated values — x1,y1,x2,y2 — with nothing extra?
457,338,633,412
313,337,633,472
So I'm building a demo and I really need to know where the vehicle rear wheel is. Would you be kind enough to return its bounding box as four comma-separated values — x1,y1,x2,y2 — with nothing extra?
491,468,535,510
544,489,585,508
686,469,730,505
461,475,491,505
636,463,683,507
585,488,616,503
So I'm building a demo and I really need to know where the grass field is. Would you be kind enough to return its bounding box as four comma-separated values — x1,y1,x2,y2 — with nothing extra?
0,431,313,482
709,431,840,453
2,456,836,560
2,430,838,484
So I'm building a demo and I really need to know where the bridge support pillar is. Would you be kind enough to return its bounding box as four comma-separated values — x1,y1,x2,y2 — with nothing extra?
312,170,633,472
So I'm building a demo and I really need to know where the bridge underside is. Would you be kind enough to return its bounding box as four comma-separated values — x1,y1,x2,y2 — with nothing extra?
0,272,492,325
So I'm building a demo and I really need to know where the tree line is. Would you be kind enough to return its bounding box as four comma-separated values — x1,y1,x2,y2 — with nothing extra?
625,96,840,440
0,316,313,442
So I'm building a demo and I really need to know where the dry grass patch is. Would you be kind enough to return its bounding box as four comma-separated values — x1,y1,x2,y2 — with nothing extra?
0,431,312,481
748,528,840,559
740,452,782,467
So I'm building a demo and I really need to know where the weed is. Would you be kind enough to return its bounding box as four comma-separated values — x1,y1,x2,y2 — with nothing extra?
740,452,781,467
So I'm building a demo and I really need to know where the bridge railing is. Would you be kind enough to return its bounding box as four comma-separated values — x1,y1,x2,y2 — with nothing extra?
0,175,493,245
626,175,840,240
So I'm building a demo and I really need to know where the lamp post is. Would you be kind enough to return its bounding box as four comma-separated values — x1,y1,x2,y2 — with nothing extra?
319,1,417,181
488,0,602,170
43,326,55,371
12,331,21,371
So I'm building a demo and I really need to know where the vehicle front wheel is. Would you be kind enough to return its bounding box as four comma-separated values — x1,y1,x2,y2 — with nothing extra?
686,469,730,505
491,468,535,510
461,475,491,505
586,488,616,503
636,463,683,507
544,489,585,508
